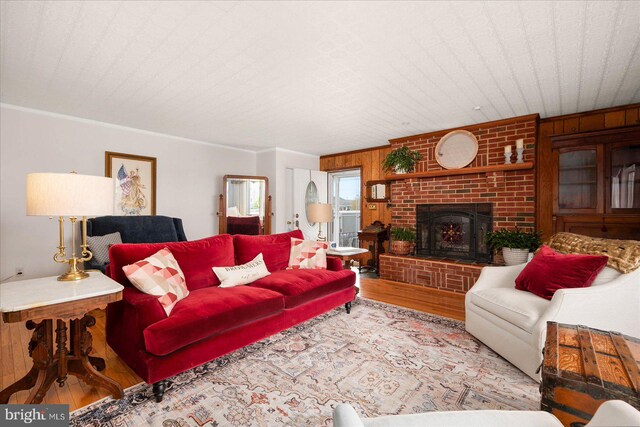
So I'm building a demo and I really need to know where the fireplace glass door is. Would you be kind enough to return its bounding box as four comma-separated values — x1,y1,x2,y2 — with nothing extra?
416,203,492,263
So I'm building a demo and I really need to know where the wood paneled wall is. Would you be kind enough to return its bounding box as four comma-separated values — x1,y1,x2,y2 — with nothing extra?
536,104,640,239
320,145,392,243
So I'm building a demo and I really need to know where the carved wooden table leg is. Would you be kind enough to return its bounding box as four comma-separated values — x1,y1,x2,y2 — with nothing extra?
0,320,55,404
55,319,68,387
67,315,123,399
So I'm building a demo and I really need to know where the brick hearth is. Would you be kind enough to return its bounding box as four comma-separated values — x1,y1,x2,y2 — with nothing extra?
380,114,538,293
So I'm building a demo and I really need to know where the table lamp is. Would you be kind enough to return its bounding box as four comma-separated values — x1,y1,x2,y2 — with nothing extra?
27,172,114,281
308,203,333,242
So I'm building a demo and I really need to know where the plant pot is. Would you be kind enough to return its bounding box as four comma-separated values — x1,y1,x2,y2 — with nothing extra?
502,247,530,265
394,167,408,175
391,240,412,256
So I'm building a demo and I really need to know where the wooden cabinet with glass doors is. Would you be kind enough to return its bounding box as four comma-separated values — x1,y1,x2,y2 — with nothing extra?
552,126,640,240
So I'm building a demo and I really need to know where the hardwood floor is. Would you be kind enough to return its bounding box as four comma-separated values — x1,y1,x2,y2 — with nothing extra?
0,309,141,411
1,276,464,411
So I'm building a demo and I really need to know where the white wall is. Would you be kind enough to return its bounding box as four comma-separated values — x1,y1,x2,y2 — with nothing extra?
256,148,319,234
0,105,256,280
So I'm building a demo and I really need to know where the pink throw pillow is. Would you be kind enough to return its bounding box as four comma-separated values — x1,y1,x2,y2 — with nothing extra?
288,238,328,269
122,248,189,316
515,245,608,300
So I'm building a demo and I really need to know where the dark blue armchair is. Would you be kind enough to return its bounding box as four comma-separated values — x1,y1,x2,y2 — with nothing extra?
85,215,187,272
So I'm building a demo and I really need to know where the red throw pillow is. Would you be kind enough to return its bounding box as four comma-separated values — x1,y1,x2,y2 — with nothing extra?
515,245,608,300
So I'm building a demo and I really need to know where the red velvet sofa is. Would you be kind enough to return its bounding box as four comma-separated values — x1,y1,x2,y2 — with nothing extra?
105,230,356,402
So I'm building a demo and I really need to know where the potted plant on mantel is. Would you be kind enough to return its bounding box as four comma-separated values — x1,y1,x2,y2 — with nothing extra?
485,228,542,265
390,227,416,256
382,146,423,174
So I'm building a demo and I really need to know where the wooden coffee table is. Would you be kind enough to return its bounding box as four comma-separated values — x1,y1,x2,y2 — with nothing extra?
0,272,124,404
327,247,370,272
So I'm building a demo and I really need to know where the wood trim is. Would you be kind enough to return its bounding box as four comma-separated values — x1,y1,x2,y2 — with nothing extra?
540,103,640,123
389,113,539,144
550,124,640,144
384,161,533,181
319,144,390,160
359,278,465,321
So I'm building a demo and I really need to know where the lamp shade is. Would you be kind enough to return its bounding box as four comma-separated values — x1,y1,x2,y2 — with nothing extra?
27,173,114,216
307,203,333,223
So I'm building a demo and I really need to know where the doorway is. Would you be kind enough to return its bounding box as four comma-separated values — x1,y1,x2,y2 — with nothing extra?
328,169,361,248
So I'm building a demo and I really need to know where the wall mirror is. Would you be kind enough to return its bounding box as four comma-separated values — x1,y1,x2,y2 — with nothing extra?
218,175,271,235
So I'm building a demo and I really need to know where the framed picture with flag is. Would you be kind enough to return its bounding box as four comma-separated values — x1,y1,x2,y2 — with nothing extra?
105,151,156,216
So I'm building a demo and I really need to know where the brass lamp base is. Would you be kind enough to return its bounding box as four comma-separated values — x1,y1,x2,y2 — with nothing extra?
58,270,90,281
53,217,93,282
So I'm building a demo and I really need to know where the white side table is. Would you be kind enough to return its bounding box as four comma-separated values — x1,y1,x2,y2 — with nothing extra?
327,247,370,271
0,272,124,404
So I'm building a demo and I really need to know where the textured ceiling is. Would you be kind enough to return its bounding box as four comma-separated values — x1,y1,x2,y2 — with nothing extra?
1,1,639,155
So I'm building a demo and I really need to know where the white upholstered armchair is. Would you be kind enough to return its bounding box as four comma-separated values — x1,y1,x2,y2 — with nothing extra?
333,400,640,427
465,263,640,380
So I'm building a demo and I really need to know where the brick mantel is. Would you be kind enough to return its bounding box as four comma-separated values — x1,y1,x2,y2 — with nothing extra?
380,114,538,293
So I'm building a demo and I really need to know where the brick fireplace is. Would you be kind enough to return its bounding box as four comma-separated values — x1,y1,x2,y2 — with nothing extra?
379,114,538,294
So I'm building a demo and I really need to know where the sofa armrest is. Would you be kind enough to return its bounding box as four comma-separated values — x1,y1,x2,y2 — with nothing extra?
534,270,640,348
467,264,527,293
333,404,365,427
586,400,640,427
122,287,167,329
327,256,343,271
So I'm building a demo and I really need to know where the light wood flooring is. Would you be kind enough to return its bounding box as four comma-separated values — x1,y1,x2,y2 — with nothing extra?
1,276,465,411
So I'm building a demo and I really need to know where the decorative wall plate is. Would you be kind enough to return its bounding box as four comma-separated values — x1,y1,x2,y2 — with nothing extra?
435,130,479,169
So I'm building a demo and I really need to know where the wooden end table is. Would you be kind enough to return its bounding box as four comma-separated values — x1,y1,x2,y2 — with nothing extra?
327,247,370,272
0,272,124,404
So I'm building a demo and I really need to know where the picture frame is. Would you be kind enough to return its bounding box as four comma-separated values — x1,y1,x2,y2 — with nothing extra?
105,151,157,215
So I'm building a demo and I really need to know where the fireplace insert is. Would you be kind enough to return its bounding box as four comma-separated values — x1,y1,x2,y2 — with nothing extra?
416,203,492,263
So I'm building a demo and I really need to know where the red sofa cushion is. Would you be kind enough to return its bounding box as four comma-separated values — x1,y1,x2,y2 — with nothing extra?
109,235,235,291
249,269,356,308
143,286,284,356
515,245,608,300
233,230,303,272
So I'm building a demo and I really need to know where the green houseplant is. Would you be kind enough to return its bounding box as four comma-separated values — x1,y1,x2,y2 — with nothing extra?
485,228,542,265
390,227,416,256
382,146,423,174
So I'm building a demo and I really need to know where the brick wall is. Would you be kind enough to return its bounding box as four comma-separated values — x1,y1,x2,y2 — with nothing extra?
379,255,483,293
380,115,538,293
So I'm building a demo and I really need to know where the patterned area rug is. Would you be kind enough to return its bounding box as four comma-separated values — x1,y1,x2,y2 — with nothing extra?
71,299,539,426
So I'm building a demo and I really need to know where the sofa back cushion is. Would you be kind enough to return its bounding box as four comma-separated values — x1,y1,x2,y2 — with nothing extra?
109,235,235,291
234,230,304,272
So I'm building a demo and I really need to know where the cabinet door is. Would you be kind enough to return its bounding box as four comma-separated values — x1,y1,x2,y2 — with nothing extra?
554,145,603,213
607,141,640,213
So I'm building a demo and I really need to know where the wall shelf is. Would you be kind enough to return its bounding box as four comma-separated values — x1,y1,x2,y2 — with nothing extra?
384,162,534,181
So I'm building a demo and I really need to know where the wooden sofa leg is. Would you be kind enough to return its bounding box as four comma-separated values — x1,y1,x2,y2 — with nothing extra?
345,302,352,314
152,380,167,403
